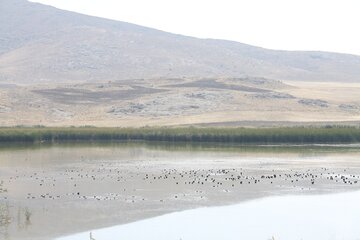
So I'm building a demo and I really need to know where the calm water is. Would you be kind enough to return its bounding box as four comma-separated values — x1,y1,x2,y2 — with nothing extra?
57,190,360,240
0,142,360,240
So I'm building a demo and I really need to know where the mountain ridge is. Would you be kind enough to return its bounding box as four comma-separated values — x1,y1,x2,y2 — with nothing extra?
1,0,360,84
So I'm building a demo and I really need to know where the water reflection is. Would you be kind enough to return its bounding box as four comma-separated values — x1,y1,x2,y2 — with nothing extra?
0,203,10,239
58,190,360,240
1,141,360,154
0,203,33,240
0,142,359,239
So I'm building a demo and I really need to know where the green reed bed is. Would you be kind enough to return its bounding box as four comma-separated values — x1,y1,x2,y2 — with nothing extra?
0,126,359,144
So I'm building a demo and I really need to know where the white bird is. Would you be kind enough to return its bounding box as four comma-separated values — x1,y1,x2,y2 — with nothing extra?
90,232,96,240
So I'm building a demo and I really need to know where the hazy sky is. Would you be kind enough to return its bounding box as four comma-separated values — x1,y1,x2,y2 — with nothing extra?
30,0,360,55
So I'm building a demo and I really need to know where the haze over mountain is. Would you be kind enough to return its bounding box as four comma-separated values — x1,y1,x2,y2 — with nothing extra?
1,0,360,84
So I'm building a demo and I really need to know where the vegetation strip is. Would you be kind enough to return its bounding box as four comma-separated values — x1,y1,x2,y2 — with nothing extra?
0,126,360,144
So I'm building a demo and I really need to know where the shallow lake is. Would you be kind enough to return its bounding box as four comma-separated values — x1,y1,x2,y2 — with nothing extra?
0,142,360,240
58,190,360,240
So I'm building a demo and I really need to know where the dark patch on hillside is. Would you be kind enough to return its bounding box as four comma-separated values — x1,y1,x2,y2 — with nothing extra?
165,79,270,93
32,86,166,104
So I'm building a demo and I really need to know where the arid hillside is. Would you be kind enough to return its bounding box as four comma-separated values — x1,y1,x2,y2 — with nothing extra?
1,0,360,126
1,0,360,84
1,77,360,127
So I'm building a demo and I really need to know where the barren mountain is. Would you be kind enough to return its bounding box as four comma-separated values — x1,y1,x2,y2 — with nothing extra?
1,0,360,127
1,0,360,84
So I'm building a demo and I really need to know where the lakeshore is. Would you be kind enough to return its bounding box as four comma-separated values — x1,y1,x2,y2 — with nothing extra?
0,126,360,144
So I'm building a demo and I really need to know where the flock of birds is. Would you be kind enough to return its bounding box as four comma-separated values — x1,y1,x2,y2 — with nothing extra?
1,165,359,203
1,161,360,240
